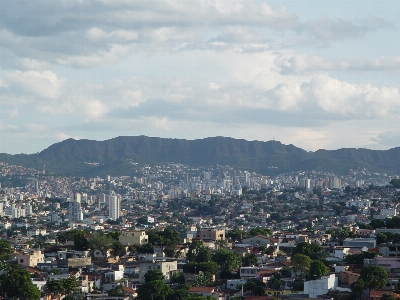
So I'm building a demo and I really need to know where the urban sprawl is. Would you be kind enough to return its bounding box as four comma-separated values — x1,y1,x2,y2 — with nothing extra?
0,161,400,300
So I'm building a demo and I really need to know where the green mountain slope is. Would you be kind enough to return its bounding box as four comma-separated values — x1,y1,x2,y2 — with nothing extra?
0,136,399,176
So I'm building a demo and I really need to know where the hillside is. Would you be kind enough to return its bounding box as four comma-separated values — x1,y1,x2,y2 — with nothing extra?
0,136,399,176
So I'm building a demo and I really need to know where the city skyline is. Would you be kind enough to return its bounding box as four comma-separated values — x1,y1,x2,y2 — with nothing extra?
1,0,400,154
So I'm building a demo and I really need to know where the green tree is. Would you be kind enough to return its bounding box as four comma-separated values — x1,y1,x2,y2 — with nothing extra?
381,294,396,300
248,227,271,236
242,254,258,267
0,264,41,300
137,280,171,300
187,241,204,262
308,260,328,280
291,253,311,279
171,272,185,284
376,233,388,244
108,285,126,297
62,277,79,295
0,240,13,269
107,230,122,241
292,242,327,260
193,272,213,287
212,248,242,270
137,243,154,254
45,279,65,298
57,230,89,250
227,229,248,241
89,233,113,258
196,246,212,263
350,278,365,300
182,262,219,275
110,240,126,257
344,251,377,264
359,266,388,293
144,269,165,283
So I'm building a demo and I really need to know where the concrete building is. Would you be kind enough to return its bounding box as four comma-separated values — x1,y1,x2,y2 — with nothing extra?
108,191,120,221
16,249,44,267
138,258,178,283
304,274,338,298
119,230,148,245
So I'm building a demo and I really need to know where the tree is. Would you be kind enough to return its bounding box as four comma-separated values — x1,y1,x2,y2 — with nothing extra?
248,227,271,236
242,254,258,267
344,251,377,265
308,260,328,280
350,278,365,300
243,278,265,295
0,240,13,269
196,246,212,263
144,269,165,283
193,271,213,287
110,241,126,257
0,264,41,300
212,248,242,270
45,279,65,298
62,277,79,295
108,285,126,297
381,294,396,300
187,241,204,262
45,277,78,298
227,229,248,241
291,254,311,279
137,280,171,300
89,233,113,258
359,266,388,293
107,230,122,241
171,272,185,284
57,230,89,250
137,243,154,254
292,242,327,260
182,262,219,275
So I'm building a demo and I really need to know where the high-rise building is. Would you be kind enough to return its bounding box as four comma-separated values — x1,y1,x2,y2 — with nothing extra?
68,192,83,221
109,191,120,221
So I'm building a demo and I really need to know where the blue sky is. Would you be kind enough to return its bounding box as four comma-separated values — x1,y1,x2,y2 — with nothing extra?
1,0,399,154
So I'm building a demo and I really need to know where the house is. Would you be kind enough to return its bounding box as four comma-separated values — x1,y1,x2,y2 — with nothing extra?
119,230,148,245
138,258,178,283
16,249,44,267
189,286,226,300
242,235,277,247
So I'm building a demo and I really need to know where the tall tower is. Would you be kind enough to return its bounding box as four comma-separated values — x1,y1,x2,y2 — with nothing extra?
109,191,120,221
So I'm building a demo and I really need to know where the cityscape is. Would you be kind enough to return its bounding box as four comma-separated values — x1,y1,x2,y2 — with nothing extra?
1,0,400,299
0,158,399,299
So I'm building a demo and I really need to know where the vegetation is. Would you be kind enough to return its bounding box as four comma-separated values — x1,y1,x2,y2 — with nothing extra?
0,264,41,300
2,136,400,176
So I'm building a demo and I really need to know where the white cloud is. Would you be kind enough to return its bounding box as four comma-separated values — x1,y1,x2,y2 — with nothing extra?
3,70,64,99
86,27,139,42
275,54,400,75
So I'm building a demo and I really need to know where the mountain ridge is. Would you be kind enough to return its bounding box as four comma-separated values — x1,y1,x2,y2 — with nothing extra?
1,136,399,176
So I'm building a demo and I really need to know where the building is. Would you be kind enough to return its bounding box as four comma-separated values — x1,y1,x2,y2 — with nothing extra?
304,274,338,298
16,249,45,267
109,191,120,221
119,230,148,245
138,258,178,283
196,227,225,241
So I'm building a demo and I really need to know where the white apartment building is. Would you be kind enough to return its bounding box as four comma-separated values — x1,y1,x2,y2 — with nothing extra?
108,192,120,221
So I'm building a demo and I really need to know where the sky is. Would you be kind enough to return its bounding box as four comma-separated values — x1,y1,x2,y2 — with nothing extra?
1,0,400,154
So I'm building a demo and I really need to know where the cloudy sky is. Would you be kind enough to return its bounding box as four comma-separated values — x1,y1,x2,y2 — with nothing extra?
1,0,399,154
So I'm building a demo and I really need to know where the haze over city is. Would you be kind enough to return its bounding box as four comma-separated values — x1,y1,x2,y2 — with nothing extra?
1,0,399,154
